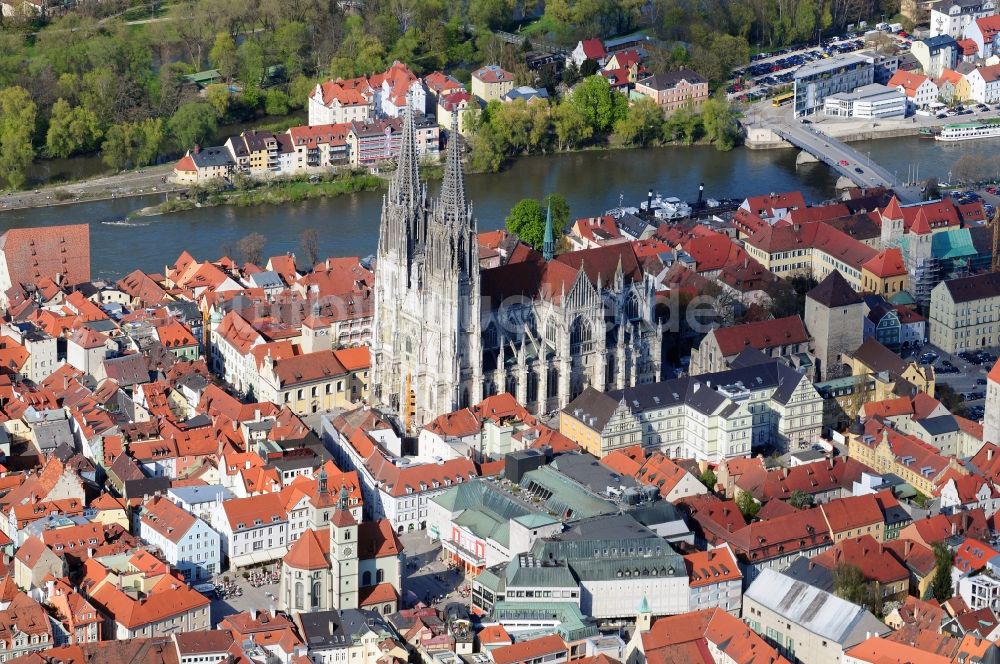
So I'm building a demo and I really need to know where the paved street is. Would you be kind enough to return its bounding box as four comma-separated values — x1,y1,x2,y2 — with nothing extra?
205,568,282,624
399,531,473,610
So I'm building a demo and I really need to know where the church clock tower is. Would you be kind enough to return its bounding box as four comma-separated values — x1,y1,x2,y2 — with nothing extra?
329,486,359,610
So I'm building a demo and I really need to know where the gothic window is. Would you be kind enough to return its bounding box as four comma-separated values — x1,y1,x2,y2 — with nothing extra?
363,571,372,586
570,316,593,352
545,318,556,343
483,323,498,348
625,292,643,321
311,582,321,607
294,582,304,610
377,569,385,583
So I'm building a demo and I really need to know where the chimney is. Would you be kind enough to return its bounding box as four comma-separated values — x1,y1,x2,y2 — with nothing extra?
989,447,994,462
782,467,789,478
698,182,704,204
952,521,957,536
647,189,653,211
904,540,912,556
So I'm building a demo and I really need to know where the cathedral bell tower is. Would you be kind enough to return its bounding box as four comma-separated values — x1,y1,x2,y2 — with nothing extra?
371,108,483,429
329,485,358,610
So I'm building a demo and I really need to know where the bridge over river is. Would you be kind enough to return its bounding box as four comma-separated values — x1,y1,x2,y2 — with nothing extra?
763,116,922,204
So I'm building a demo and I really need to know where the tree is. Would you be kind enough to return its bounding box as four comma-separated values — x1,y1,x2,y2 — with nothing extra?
699,469,717,491
924,177,941,200
0,86,37,190
664,103,703,144
300,228,320,267
264,89,290,116
736,490,759,519
701,96,741,151
788,489,814,509
206,84,232,119
237,232,267,266
101,118,164,171
931,543,954,601
935,383,968,417
236,39,266,88
168,102,218,151
569,75,627,134
615,96,664,147
544,193,570,234
505,198,546,249
952,154,989,184
551,101,592,150
833,563,868,606
46,98,102,158
579,58,599,77
210,33,238,81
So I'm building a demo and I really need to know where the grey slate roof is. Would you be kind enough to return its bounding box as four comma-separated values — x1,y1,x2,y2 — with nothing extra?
746,569,891,646
562,358,807,431
190,146,235,168
298,609,395,649
782,555,835,592
942,272,1000,304
807,270,863,308
915,415,960,436
103,353,151,388
550,452,640,495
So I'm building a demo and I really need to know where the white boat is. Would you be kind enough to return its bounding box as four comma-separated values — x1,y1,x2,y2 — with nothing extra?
640,193,692,220
935,122,1000,142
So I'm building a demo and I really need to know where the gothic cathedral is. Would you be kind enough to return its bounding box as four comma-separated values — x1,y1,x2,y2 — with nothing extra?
372,111,663,430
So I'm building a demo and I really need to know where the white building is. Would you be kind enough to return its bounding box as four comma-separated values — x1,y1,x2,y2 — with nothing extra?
964,14,1000,59
823,83,907,118
888,70,940,110
966,63,1000,101
683,545,743,615
139,496,221,581
322,411,478,534
987,360,1000,445
931,0,997,38
168,485,234,531
217,493,289,568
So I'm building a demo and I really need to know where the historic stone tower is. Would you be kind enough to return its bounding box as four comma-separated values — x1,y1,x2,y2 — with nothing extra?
371,112,482,429
329,487,359,611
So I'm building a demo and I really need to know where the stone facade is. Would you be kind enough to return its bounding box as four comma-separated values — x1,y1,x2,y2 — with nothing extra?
804,272,865,380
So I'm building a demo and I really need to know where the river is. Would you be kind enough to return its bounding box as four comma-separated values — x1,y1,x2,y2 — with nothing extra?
1,135,988,280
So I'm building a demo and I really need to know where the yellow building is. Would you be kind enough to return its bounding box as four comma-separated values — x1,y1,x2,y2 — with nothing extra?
437,91,478,136
258,349,360,416
861,247,909,296
471,65,514,103
847,426,958,497
928,272,1000,354
846,338,936,398
743,222,877,291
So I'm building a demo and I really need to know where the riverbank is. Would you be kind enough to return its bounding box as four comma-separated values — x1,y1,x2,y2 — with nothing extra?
0,164,178,213
136,173,386,217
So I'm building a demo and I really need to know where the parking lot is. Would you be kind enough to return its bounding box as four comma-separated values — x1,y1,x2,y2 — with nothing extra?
917,346,996,420
728,31,912,102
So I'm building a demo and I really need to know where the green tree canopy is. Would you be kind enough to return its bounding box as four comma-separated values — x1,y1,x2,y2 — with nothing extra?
569,75,627,134
0,86,37,190
210,33,238,80
506,198,546,249
168,102,218,151
614,96,664,147
736,490,759,520
699,469,717,491
101,118,164,171
931,543,954,602
46,98,103,158
788,489,814,509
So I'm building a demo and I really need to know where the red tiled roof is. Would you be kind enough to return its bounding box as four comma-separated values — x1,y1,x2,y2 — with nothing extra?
175,154,197,173
863,247,907,278
683,547,741,588
0,224,90,290
711,315,809,357
491,635,566,664
819,493,884,534
813,535,909,584
580,38,607,60
888,70,931,97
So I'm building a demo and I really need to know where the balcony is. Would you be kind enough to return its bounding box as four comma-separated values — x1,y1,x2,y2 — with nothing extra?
442,538,485,567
